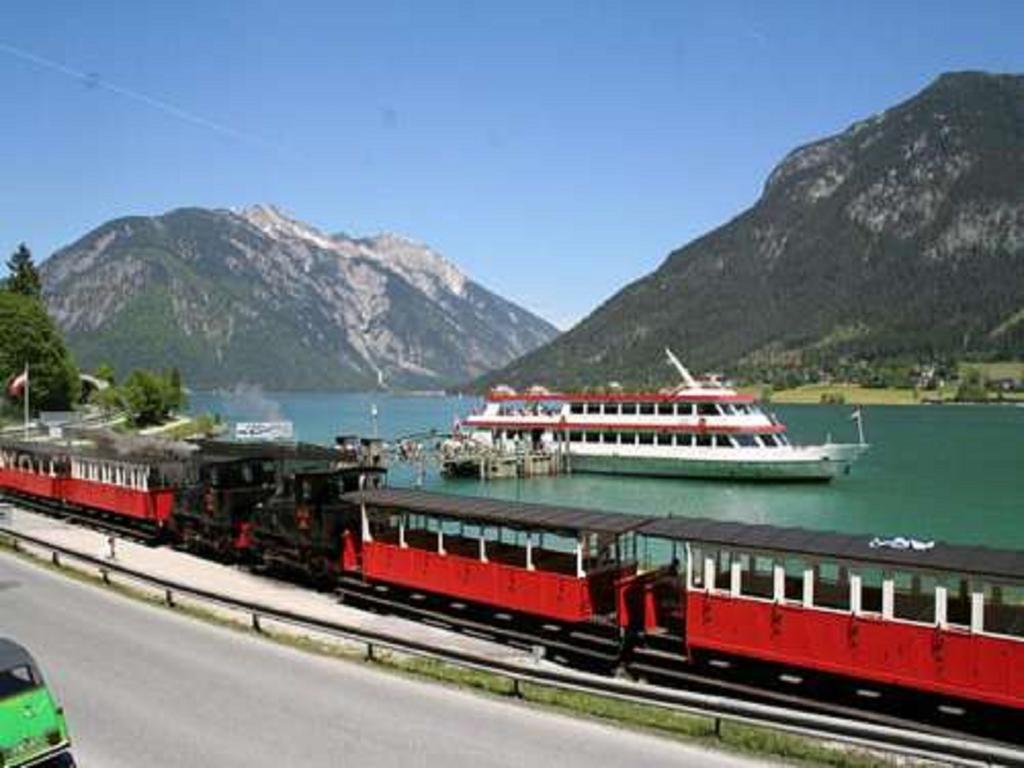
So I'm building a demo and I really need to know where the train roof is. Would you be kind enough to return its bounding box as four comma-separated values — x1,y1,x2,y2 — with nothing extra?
343,488,646,536
193,439,341,463
0,638,36,672
637,517,1024,583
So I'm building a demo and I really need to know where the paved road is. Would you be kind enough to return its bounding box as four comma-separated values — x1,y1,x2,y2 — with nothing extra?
0,552,768,767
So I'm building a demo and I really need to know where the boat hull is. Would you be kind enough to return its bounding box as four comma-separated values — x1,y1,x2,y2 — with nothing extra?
568,452,851,481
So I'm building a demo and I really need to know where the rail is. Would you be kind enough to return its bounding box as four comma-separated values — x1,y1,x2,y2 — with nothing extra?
0,523,1019,767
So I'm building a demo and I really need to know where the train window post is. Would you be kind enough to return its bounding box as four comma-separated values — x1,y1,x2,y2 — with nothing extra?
398,515,407,548
802,566,814,607
773,564,785,603
704,556,716,594
882,577,895,619
730,558,742,596
850,573,862,616
934,585,948,628
971,591,984,632
576,535,585,578
525,533,535,570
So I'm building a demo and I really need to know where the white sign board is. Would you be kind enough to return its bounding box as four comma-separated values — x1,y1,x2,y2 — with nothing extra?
234,421,294,441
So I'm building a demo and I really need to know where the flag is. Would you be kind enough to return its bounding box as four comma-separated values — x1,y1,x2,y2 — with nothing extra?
7,368,27,398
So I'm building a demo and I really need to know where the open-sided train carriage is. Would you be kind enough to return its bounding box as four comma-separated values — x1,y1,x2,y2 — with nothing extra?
339,489,644,663
631,517,1024,719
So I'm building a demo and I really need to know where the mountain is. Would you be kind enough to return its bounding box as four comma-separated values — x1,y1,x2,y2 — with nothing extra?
41,205,558,390
481,72,1024,390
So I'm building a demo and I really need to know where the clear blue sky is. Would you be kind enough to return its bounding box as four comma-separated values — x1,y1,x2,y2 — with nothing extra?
2,1,1023,328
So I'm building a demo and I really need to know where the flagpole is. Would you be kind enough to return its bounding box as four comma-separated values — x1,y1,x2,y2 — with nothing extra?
23,362,29,438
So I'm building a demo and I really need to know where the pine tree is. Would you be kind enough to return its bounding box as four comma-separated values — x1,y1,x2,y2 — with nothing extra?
5,244,42,298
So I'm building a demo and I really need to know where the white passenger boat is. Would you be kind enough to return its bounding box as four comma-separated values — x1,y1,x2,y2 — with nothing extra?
460,350,868,481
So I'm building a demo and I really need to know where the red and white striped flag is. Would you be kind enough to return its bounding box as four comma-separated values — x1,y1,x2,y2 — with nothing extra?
7,367,27,398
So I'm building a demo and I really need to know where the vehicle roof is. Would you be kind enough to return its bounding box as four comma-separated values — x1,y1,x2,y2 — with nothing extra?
637,517,1024,582
342,488,645,536
0,639,36,672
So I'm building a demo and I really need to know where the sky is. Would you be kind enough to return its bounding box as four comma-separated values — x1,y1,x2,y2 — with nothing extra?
2,2,1024,329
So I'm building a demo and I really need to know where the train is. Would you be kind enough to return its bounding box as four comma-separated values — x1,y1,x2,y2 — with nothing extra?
0,434,1021,738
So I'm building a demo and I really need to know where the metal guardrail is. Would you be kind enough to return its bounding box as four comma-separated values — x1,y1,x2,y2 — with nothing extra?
0,521,1020,767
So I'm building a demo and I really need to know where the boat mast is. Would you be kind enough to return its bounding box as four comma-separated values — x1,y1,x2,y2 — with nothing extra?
665,348,698,389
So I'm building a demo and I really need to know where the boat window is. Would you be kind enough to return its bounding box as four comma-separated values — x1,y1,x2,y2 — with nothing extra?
586,403,601,415
734,434,757,447
741,554,774,599
759,434,778,448
0,664,39,700
715,435,733,448
984,584,1024,638
570,403,584,415
678,403,694,416
585,432,600,444
815,563,850,610
603,403,619,415
619,432,636,445
639,403,655,415
638,433,654,445
777,434,789,446
679,434,693,447
657,403,674,416
657,433,673,446
697,403,720,416
602,432,618,444
695,434,713,448
720,404,735,415
568,431,582,443
621,402,637,415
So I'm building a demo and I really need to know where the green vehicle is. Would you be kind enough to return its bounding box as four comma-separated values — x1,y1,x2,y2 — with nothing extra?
0,640,74,767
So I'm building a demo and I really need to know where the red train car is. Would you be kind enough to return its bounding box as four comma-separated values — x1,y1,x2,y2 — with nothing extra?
632,517,1024,711
346,489,641,625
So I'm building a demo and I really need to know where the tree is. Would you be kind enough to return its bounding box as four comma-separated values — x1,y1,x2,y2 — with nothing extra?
117,368,187,427
0,291,80,411
955,368,989,402
5,244,42,299
95,363,116,385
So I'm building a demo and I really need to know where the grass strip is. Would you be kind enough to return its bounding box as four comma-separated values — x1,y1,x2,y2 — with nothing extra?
0,534,916,767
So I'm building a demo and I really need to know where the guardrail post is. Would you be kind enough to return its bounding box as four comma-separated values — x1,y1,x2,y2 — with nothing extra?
714,717,722,739
512,678,523,698
252,613,262,633
165,589,175,608
51,551,60,567
366,642,375,661
100,568,110,585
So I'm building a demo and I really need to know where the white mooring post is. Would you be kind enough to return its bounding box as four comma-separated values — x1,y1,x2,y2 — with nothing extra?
970,592,984,633
935,585,948,628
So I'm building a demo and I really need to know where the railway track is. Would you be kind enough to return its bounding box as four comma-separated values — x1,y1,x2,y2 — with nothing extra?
5,495,1022,756
2,521,1019,767
339,573,1019,747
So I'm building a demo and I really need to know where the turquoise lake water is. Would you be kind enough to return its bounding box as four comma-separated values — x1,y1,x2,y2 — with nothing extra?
190,391,1024,549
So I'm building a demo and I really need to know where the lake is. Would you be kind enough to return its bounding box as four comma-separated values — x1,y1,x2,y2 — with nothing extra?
189,390,1024,549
